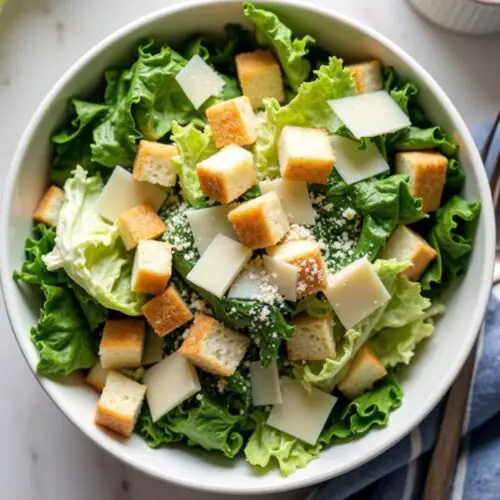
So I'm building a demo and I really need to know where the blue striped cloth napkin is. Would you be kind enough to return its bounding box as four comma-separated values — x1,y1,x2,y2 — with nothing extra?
312,122,500,500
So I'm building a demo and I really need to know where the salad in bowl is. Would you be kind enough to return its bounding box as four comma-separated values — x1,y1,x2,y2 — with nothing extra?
12,2,481,477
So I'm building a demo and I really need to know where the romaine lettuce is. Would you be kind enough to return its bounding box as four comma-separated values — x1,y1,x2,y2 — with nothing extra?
43,167,147,315
243,3,315,91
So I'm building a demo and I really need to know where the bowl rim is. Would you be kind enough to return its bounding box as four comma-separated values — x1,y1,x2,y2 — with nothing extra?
0,0,495,494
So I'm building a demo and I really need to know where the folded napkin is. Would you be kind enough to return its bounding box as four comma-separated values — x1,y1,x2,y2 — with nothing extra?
312,122,500,500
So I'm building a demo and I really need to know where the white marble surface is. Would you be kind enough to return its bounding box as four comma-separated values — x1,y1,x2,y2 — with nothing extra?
0,1,498,499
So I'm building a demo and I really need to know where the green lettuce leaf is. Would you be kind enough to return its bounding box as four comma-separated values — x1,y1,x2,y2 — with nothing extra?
245,411,321,476
421,196,481,295
243,3,314,91
295,260,408,391
320,372,403,442
32,284,98,377
43,167,147,315
389,126,458,157
255,57,356,179
292,295,332,318
171,122,217,206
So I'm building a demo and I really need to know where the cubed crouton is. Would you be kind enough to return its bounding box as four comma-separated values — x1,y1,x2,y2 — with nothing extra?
337,344,387,400
267,240,328,297
206,96,257,148
33,185,65,227
116,203,167,251
197,145,257,204
179,313,250,376
86,360,109,392
380,225,437,281
142,285,193,337
99,319,145,370
279,126,335,184
235,50,285,109
228,191,289,249
346,60,383,94
395,151,448,212
287,314,335,361
94,371,146,438
133,140,178,188
131,239,172,294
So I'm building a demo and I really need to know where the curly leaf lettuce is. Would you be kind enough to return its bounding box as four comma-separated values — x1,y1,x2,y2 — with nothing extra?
245,411,321,476
13,225,104,377
43,167,147,315
171,122,217,206
422,196,481,295
244,3,314,91
320,372,403,442
255,57,356,179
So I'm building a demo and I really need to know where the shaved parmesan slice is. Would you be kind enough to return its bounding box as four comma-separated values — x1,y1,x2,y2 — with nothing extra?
329,136,389,184
97,166,167,222
329,91,410,139
187,205,238,254
249,361,282,406
186,234,252,297
262,255,298,301
267,377,337,445
259,179,315,225
144,352,201,422
324,257,390,329
142,329,164,366
175,55,225,109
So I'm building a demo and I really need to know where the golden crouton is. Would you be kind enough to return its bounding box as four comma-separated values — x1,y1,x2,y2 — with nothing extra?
380,225,437,281
346,60,383,94
179,313,250,377
94,371,146,438
287,314,335,361
131,239,172,294
278,126,335,184
33,185,65,227
86,360,109,392
142,285,193,337
235,50,285,109
267,240,328,297
197,145,257,204
228,191,289,249
99,319,146,370
395,151,448,212
133,140,178,188
206,96,257,148
116,203,167,251
338,344,387,400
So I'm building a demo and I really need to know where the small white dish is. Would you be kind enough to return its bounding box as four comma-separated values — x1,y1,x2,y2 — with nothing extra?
0,0,494,494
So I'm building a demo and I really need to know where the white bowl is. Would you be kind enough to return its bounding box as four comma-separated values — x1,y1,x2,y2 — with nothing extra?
0,0,495,494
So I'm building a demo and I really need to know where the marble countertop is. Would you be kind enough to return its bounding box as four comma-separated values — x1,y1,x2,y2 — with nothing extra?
0,1,499,499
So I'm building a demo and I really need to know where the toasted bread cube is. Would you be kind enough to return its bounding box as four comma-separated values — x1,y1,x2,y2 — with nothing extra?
33,185,65,227
267,240,328,297
206,96,257,148
395,151,448,212
235,50,285,109
380,225,437,281
179,313,250,377
117,203,167,251
346,60,383,94
131,240,172,294
142,285,193,337
337,345,387,400
94,371,146,438
279,126,335,184
197,145,257,204
133,140,178,188
99,319,145,370
86,360,109,392
228,192,289,249
287,314,335,361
